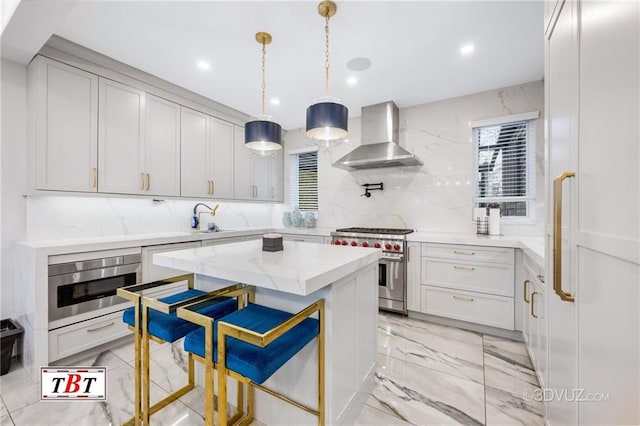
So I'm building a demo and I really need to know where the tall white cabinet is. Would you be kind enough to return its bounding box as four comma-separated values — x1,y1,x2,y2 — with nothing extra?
545,1,639,424
180,107,235,199
30,56,98,192
233,125,283,201
144,94,181,196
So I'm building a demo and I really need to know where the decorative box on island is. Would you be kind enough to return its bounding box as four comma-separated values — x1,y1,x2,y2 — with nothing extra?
262,233,283,252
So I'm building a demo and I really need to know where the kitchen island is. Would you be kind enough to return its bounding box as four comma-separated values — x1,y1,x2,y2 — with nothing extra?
154,239,381,426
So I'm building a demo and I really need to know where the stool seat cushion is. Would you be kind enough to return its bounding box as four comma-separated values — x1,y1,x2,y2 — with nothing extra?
122,289,237,343
184,303,319,384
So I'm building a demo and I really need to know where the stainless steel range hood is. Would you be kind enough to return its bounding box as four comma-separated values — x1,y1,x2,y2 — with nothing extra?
333,101,422,170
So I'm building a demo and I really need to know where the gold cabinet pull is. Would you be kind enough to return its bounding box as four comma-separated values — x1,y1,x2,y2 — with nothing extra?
92,168,97,188
146,173,150,191
86,321,115,332
454,265,475,271
207,180,212,195
211,180,215,195
453,250,475,255
453,295,474,302
140,172,145,190
537,274,545,284
531,292,540,318
524,280,531,304
553,171,575,302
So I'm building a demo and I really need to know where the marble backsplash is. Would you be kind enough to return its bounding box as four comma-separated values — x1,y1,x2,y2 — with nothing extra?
26,196,274,240
278,81,545,236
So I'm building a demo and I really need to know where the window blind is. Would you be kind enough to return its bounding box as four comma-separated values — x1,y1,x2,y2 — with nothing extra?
289,151,318,212
473,120,535,217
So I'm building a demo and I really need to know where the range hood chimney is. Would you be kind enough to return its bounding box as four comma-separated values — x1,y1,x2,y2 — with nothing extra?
333,101,422,170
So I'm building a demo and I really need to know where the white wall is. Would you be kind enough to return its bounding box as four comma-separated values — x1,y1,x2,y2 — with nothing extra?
278,81,545,236
1,59,28,320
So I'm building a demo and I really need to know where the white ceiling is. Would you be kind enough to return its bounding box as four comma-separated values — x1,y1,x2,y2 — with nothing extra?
1,1,543,129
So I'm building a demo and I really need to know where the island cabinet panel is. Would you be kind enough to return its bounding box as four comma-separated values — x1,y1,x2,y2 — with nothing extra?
31,56,98,192
144,94,181,196
406,242,421,312
419,243,515,330
98,78,146,194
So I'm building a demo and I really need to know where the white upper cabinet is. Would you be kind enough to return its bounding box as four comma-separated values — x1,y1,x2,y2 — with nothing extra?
233,125,284,201
31,56,98,192
208,117,234,199
144,94,180,196
181,108,235,199
98,78,146,194
181,107,210,198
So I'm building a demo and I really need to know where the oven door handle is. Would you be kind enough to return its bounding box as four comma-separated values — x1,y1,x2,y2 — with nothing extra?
381,255,404,261
48,263,141,287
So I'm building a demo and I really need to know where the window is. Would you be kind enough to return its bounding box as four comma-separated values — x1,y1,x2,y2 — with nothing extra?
289,150,318,212
473,119,535,218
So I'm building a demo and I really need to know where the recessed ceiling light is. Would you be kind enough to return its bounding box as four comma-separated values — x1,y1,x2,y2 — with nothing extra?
197,60,211,71
346,77,358,86
270,98,280,106
346,57,372,71
460,43,475,56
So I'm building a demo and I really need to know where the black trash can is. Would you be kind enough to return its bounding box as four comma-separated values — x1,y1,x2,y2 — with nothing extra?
1,319,24,375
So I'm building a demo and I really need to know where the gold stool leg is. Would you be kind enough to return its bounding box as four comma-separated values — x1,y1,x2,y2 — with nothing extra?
142,305,151,425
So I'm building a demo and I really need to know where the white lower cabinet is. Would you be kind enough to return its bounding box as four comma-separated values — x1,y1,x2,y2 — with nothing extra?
421,286,515,330
415,243,516,330
522,255,547,389
49,310,130,362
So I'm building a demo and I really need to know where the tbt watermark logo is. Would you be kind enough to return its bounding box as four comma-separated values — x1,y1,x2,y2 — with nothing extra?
41,367,106,400
523,388,611,402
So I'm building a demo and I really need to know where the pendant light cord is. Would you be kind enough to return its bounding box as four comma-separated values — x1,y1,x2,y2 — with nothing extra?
325,13,330,97
261,40,267,116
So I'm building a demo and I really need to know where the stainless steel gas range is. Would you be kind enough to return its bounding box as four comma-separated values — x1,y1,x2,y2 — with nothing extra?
330,227,414,314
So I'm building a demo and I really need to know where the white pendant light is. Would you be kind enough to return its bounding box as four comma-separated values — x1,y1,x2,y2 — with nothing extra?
245,32,282,156
306,1,348,147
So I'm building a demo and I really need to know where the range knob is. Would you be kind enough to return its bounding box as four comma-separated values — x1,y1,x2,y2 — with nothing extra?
334,240,341,245
361,242,369,248
374,243,381,249
393,244,401,251
385,243,392,250
341,240,348,246
350,241,358,247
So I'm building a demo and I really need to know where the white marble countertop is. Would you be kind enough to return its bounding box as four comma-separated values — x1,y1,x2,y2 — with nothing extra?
407,232,545,267
154,240,382,296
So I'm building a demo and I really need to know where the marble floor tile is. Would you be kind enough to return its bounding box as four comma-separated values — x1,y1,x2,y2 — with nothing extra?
69,348,126,370
0,397,9,417
378,319,485,384
379,313,484,346
483,338,540,401
483,335,533,370
109,336,164,364
370,353,485,425
0,415,14,425
0,367,40,413
355,403,411,425
485,385,543,426
10,363,203,426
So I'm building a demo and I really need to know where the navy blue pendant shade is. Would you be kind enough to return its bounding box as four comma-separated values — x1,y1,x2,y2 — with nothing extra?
306,101,348,141
245,119,282,154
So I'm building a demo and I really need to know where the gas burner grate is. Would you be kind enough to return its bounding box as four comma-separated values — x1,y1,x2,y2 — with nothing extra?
335,227,414,235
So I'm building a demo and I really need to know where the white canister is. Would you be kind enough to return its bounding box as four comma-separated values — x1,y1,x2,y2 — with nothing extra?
489,208,501,235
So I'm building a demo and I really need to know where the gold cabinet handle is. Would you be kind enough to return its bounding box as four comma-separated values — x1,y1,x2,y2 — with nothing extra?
453,250,475,255
146,173,150,191
553,171,575,302
211,180,215,195
92,168,97,188
453,295,474,302
207,180,212,195
140,172,145,190
524,279,531,304
86,321,115,332
537,274,545,284
531,292,540,318
454,265,475,270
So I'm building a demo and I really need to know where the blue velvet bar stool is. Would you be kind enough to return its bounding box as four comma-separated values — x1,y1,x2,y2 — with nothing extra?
178,285,325,426
117,274,238,426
